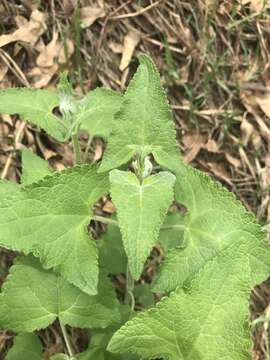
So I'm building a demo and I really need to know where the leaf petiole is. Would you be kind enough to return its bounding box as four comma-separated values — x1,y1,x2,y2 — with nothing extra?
59,320,74,358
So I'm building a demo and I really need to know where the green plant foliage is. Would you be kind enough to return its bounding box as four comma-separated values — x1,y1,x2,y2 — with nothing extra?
0,165,109,295
99,54,180,173
0,256,120,332
108,247,270,360
6,333,43,360
133,284,155,309
152,162,270,293
0,88,66,141
98,224,127,275
21,149,52,185
0,54,269,360
109,170,175,279
158,212,185,252
76,88,123,139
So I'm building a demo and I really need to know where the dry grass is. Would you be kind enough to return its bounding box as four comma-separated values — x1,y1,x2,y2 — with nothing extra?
1,0,270,358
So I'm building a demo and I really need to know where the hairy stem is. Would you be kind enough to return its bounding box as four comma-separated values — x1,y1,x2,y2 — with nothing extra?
59,321,74,357
93,214,185,231
92,215,118,226
125,265,135,312
72,133,81,164
82,134,93,163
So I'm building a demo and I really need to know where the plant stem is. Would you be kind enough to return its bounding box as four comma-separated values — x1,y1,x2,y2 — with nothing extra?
72,133,81,164
93,214,185,231
82,134,93,163
125,265,135,312
92,215,118,226
59,321,74,358
160,224,186,231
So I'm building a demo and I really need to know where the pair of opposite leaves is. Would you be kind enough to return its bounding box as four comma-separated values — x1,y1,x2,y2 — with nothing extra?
0,55,269,359
0,55,180,293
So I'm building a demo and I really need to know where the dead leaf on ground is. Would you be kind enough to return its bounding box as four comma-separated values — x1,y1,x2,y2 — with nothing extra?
29,37,74,88
241,91,270,143
108,41,123,54
260,155,270,190
80,6,106,28
182,132,205,163
205,161,233,187
241,118,255,146
0,10,46,48
255,93,270,118
203,138,219,153
119,31,140,71
239,147,256,179
225,153,242,168
102,200,116,214
0,59,8,82
249,0,270,11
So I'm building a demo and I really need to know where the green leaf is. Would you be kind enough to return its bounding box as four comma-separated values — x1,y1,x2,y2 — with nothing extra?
98,224,127,274
0,179,19,195
0,256,121,332
77,88,123,139
133,284,155,309
6,333,43,360
50,355,71,360
21,149,52,185
99,55,180,173
0,88,66,141
109,170,175,279
0,164,109,295
77,330,139,360
108,247,270,360
158,212,185,253
152,162,270,293
108,161,270,359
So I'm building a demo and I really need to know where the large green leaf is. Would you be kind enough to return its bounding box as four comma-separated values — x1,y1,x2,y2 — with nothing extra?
107,161,270,359
99,55,180,173
152,162,270,293
109,170,175,279
77,88,123,139
108,247,270,360
0,165,109,295
21,149,52,185
0,256,121,332
6,333,43,360
0,88,66,141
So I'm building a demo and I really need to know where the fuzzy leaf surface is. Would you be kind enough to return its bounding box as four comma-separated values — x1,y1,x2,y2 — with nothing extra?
6,333,43,360
108,162,270,359
0,256,121,332
77,88,123,139
152,162,270,292
99,55,179,172
109,170,175,279
0,88,66,141
21,149,52,185
108,246,270,360
0,165,109,295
